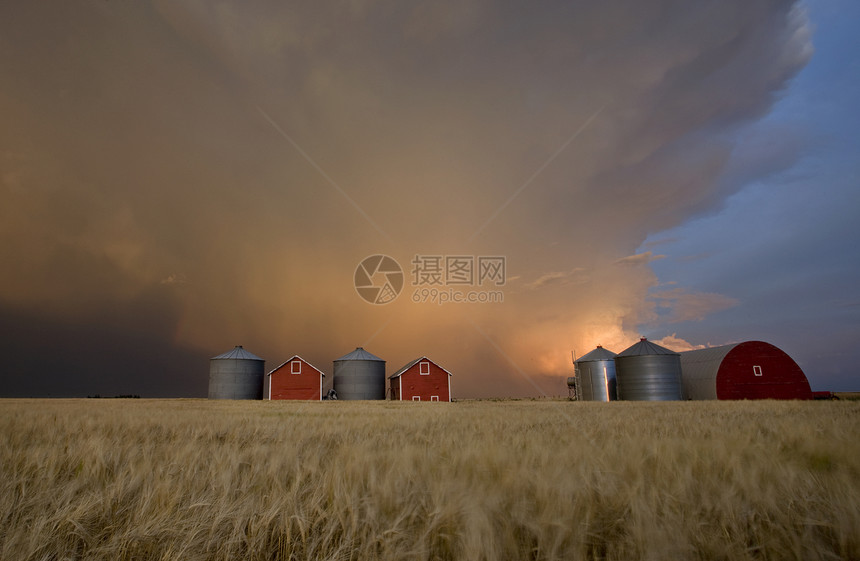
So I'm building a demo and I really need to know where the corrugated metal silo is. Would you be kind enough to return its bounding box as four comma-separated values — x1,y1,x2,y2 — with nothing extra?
208,345,265,400
680,341,812,400
333,347,386,400
615,338,683,401
574,345,618,401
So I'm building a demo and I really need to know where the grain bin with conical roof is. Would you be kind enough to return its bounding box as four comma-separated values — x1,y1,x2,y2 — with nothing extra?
574,345,618,401
615,338,683,401
333,347,386,400
208,345,266,400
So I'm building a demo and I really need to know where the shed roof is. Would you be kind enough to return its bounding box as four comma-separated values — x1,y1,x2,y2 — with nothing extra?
211,345,265,361
267,355,326,377
678,343,739,400
575,346,617,363
679,344,739,365
389,356,453,379
334,347,385,362
617,338,678,357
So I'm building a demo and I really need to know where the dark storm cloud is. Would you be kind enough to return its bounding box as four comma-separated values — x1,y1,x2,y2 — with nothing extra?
0,0,814,397
0,296,206,398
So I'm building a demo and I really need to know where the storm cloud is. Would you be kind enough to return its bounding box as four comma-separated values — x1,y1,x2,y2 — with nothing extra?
0,1,827,397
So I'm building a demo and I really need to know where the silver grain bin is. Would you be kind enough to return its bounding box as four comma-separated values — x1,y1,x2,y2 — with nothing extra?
333,347,386,400
615,338,683,401
208,345,265,400
574,345,618,401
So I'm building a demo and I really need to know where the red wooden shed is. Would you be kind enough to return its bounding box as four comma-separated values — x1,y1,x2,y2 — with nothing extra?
389,357,452,402
679,341,812,400
268,355,325,401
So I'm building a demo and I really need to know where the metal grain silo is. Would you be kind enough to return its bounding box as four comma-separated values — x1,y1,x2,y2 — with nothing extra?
208,345,265,400
333,347,386,400
574,345,618,401
615,338,683,401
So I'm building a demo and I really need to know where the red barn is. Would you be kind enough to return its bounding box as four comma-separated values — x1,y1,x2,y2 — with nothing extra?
680,341,813,400
389,357,452,402
268,355,325,400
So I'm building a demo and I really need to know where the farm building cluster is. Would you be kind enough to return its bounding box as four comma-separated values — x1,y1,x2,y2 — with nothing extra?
208,338,815,402
569,338,814,401
208,346,452,402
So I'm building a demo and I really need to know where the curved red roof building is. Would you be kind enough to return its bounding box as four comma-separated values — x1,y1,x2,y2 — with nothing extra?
680,341,812,400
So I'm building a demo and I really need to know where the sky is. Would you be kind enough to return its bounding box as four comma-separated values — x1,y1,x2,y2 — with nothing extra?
1,0,857,398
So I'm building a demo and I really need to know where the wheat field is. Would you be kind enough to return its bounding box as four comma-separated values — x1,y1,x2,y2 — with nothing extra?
0,398,857,561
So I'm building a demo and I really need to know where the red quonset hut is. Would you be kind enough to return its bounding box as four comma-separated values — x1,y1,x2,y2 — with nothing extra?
268,356,325,401
389,357,452,402
680,341,812,400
